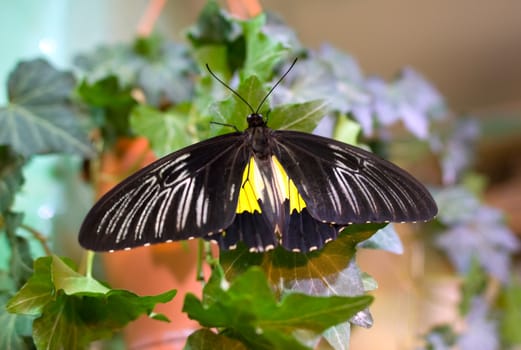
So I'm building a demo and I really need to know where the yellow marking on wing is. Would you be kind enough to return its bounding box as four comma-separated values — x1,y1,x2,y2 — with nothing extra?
272,156,307,213
236,156,307,214
236,157,262,213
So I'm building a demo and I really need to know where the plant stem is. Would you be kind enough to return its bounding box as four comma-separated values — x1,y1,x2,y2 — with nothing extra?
196,239,205,282
85,250,95,278
20,223,53,256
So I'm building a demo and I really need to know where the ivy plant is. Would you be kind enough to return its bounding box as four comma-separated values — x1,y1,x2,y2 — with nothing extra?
1,1,519,349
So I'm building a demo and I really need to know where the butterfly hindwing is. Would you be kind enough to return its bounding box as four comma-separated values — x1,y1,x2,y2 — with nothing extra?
79,133,250,251
271,130,437,225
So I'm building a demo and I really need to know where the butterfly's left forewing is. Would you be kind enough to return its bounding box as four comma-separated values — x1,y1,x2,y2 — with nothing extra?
271,130,437,225
79,133,249,251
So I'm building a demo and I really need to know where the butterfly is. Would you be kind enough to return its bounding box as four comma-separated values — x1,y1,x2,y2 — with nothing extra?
79,60,437,253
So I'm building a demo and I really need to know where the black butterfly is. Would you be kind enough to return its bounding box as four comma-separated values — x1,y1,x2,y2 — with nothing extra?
79,61,437,253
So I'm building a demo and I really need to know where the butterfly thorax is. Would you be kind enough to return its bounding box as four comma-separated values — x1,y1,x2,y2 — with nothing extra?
246,113,272,159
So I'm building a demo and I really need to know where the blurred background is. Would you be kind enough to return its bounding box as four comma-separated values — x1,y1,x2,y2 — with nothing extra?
1,1,520,349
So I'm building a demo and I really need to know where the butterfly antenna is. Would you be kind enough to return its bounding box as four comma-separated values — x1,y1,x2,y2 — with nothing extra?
255,57,298,113
205,64,256,114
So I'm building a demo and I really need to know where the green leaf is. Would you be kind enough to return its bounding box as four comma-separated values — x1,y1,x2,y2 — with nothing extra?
8,255,176,348
183,267,372,349
459,257,487,316
0,294,34,350
221,224,384,296
0,59,93,157
31,289,176,349
77,37,196,109
220,224,383,346
241,14,287,82
187,0,245,73
333,114,361,145
130,104,195,157
269,100,329,132
50,255,109,295
500,278,521,345
3,212,33,290
77,75,136,142
209,75,268,134
135,39,197,107
0,146,24,214
185,328,248,350
187,0,241,47
6,256,54,316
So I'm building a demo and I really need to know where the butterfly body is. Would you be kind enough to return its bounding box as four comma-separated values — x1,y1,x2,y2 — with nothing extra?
79,110,437,253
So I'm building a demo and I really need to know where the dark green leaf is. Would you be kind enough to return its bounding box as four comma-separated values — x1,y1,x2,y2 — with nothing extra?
74,43,140,86
185,328,248,350
3,212,32,290
77,38,196,109
8,255,176,348
187,0,241,48
183,267,372,349
77,75,136,142
220,224,383,342
130,104,195,157
0,146,24,214
0,294,34,350
136,41,197,107
133,35,163,61
0,59,93,157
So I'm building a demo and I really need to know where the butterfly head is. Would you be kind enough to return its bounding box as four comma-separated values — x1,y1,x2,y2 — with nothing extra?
247,112,267,128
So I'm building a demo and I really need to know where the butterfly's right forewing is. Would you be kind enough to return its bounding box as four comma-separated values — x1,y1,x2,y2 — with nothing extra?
79,133,249,251
272,130,437,225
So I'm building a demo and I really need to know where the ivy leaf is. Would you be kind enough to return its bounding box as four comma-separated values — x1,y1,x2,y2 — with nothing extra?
185,328,248,350
209,75,268,134
0,146,24,214
269,100,329,132
187,0,241,48
357,224,404,254
134,37,197,107
209,75,327,136
220,224,383,347
77,75,136,143
187,0,243,72
130,103,194,157
333,115,361,145
7,256,176,348
241,14,287,82
76,36,196,109
0,294,34,350
183,267,372,349
500,278,521,346
459,257,487,316
3,212,33,290
0,59,93,157
6,256,57,316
